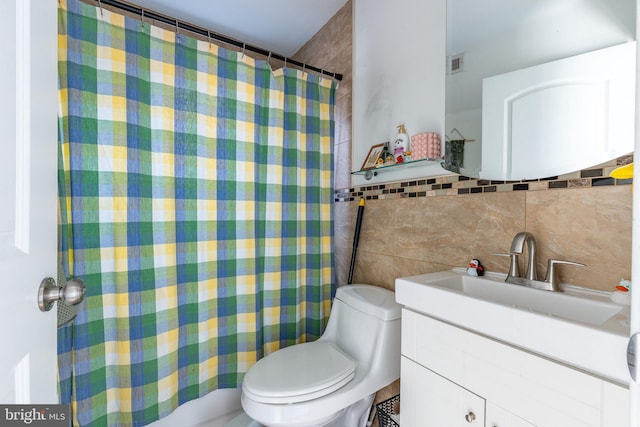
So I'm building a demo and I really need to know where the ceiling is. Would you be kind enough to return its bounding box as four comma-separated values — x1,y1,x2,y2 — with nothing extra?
131,0,349,57
446,0,634,54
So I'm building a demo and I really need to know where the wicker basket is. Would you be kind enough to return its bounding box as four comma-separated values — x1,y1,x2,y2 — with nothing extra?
375,394,400,427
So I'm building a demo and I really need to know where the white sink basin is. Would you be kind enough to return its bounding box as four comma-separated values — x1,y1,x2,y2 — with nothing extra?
396,268,631,384
423,271,622,326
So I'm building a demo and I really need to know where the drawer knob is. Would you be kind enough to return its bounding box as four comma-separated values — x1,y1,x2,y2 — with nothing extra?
465,411,476,422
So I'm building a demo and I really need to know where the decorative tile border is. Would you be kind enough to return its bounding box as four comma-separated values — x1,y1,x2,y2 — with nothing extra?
334,155,633,202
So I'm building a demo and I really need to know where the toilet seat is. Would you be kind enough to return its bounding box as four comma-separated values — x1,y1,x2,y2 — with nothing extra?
243,341,356,404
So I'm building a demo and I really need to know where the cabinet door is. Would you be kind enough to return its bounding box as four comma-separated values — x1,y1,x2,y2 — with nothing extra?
401,356,485,427
486,401,536,427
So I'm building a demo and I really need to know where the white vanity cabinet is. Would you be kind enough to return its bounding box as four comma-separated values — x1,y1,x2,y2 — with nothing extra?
400,308,629,427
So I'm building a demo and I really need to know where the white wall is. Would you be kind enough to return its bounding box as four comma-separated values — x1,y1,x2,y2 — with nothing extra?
352,0,448,186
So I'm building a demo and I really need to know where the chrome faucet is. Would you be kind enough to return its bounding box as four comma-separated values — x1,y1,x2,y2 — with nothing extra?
509,231,537,281
494,232,585,292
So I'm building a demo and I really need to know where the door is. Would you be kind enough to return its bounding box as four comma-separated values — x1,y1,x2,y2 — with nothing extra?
0,0,58,403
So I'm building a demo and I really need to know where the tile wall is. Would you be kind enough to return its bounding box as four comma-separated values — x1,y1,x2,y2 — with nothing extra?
336,175,632,293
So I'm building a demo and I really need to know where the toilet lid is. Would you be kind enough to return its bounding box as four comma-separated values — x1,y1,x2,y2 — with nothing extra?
242,341,356,404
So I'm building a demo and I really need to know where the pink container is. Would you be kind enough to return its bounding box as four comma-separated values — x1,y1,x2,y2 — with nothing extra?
410,132,441,160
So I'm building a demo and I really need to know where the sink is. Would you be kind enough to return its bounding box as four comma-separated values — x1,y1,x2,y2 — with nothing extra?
396,268,631,384
423,271,622,326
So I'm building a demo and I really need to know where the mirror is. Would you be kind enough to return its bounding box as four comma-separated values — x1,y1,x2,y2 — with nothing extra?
445,0,636,179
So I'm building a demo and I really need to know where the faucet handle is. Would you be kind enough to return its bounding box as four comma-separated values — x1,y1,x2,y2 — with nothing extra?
544,259,586,291
492,253,520,279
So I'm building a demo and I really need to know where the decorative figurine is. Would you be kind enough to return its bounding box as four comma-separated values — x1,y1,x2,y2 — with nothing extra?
467,259,485,276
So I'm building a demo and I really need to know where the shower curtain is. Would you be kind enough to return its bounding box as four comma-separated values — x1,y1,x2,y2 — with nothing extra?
57,0,336,425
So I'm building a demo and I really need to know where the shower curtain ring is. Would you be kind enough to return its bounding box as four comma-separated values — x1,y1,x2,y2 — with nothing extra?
267,51,272,68
241,43,246,59
208,30,212,47
97,0,104,17
302,63,306,75
284,57,287,68
175,19,179,35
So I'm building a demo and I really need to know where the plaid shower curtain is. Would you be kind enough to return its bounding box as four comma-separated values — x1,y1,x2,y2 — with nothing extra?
57,0,336,425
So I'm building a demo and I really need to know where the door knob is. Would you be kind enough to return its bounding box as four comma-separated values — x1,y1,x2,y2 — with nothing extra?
465,411,476,422
38,277,85,311
628,332,639,381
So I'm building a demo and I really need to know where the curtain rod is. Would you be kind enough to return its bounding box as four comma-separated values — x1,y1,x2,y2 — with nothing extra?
95,0,343,81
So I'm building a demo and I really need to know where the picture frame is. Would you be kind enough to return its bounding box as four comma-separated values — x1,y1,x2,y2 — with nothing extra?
360,143,384,170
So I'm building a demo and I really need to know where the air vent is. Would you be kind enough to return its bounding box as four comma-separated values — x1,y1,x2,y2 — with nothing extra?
449,53,464,74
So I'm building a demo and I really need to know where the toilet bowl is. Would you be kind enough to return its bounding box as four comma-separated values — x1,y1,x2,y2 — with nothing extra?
225,284,402,427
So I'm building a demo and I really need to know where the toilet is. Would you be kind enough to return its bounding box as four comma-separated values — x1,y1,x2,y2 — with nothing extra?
225,284,402,427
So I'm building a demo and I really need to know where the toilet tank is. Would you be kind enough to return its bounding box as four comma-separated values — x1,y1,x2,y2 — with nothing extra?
334,285,401,321
320,285,402,377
